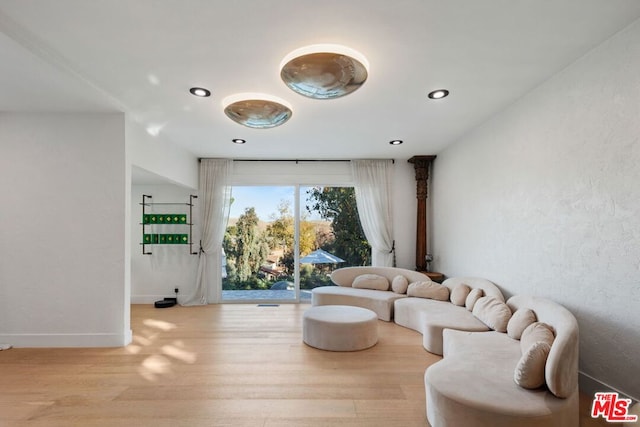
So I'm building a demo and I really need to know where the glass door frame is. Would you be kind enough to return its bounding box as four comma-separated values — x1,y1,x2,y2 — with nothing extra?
220,185,302,304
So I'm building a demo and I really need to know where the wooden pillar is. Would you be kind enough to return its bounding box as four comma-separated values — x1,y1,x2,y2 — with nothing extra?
408,155,436,271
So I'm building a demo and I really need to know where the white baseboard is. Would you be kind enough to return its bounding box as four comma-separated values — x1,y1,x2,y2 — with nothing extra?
130,294,172,304
0,331,132,348
580,371,638,403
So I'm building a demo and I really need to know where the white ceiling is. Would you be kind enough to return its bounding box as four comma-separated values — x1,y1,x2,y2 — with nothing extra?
2,1,640,161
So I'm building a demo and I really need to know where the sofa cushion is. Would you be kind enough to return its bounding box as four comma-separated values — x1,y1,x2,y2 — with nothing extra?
352,274,389,291
472,296,512,332
520,322,555,353
450,283,471,306
507,308,537,340
465,288,484,311
391,275,409,294
420,304,490,355
311,286,406,322
407,281,450,301
442,329,518,358
394,298,490,355
514,341,551,389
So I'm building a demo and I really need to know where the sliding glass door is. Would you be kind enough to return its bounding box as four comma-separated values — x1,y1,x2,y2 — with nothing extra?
221,186,297,302
221,184,369,303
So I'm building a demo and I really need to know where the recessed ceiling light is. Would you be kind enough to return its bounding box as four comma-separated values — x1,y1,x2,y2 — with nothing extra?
190,87,211,97
389,140,403,145
232,138,246,144
428,89,449,99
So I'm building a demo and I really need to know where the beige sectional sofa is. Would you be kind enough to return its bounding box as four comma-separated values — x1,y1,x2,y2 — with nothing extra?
394,277,504,355
310,267,579,427
425,295,579,427
311,266,431,321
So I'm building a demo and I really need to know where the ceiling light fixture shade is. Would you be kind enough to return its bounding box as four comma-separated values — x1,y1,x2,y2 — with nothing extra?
280,44,369,99
223,93,292,129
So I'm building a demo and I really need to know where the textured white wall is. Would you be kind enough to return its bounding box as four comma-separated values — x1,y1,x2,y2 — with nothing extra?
431,21,640,398
0,113,130,346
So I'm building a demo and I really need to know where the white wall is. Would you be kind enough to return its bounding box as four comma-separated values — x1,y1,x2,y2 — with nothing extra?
131,184,200,303
0,113,131,347
431,21,640,399
127,118,198,189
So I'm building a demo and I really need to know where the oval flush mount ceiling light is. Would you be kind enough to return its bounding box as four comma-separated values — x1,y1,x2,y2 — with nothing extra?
190,87,211,97
232,138,246,144
223,93,292,129
280,44,369,99
389,139,403,145
428,89,449,99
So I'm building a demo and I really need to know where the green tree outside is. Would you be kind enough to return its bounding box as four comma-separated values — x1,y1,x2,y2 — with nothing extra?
223,207,269,288
306,187,371,266
222,187,370,291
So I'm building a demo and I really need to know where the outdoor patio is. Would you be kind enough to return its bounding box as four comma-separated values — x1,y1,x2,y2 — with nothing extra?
222,289,313,302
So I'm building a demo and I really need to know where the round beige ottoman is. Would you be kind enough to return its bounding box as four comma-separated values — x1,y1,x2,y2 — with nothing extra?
303,305,378,351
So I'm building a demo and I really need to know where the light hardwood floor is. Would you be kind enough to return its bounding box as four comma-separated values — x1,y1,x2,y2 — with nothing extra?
0,304,623,426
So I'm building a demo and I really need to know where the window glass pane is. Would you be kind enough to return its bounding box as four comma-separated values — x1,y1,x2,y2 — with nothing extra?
221,185,370,303
222,186,295,302
299,186,370,301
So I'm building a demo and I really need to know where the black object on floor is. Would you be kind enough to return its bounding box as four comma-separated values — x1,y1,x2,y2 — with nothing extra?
154,299,176,308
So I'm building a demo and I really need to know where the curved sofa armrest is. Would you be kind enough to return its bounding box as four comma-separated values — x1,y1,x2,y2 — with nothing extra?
507,295,579,398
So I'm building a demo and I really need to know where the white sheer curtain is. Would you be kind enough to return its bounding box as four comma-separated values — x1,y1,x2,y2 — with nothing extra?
351,159,395,267
182,159,232,305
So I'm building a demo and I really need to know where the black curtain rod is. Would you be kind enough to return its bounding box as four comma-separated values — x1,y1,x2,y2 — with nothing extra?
198,158,395,164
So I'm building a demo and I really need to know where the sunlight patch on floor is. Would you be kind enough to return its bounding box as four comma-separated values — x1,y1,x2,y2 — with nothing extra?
139,355,172,381
143,318,177,331
161,343,197,364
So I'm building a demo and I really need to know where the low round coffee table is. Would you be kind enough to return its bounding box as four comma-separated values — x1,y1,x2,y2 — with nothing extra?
303,305,378,351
